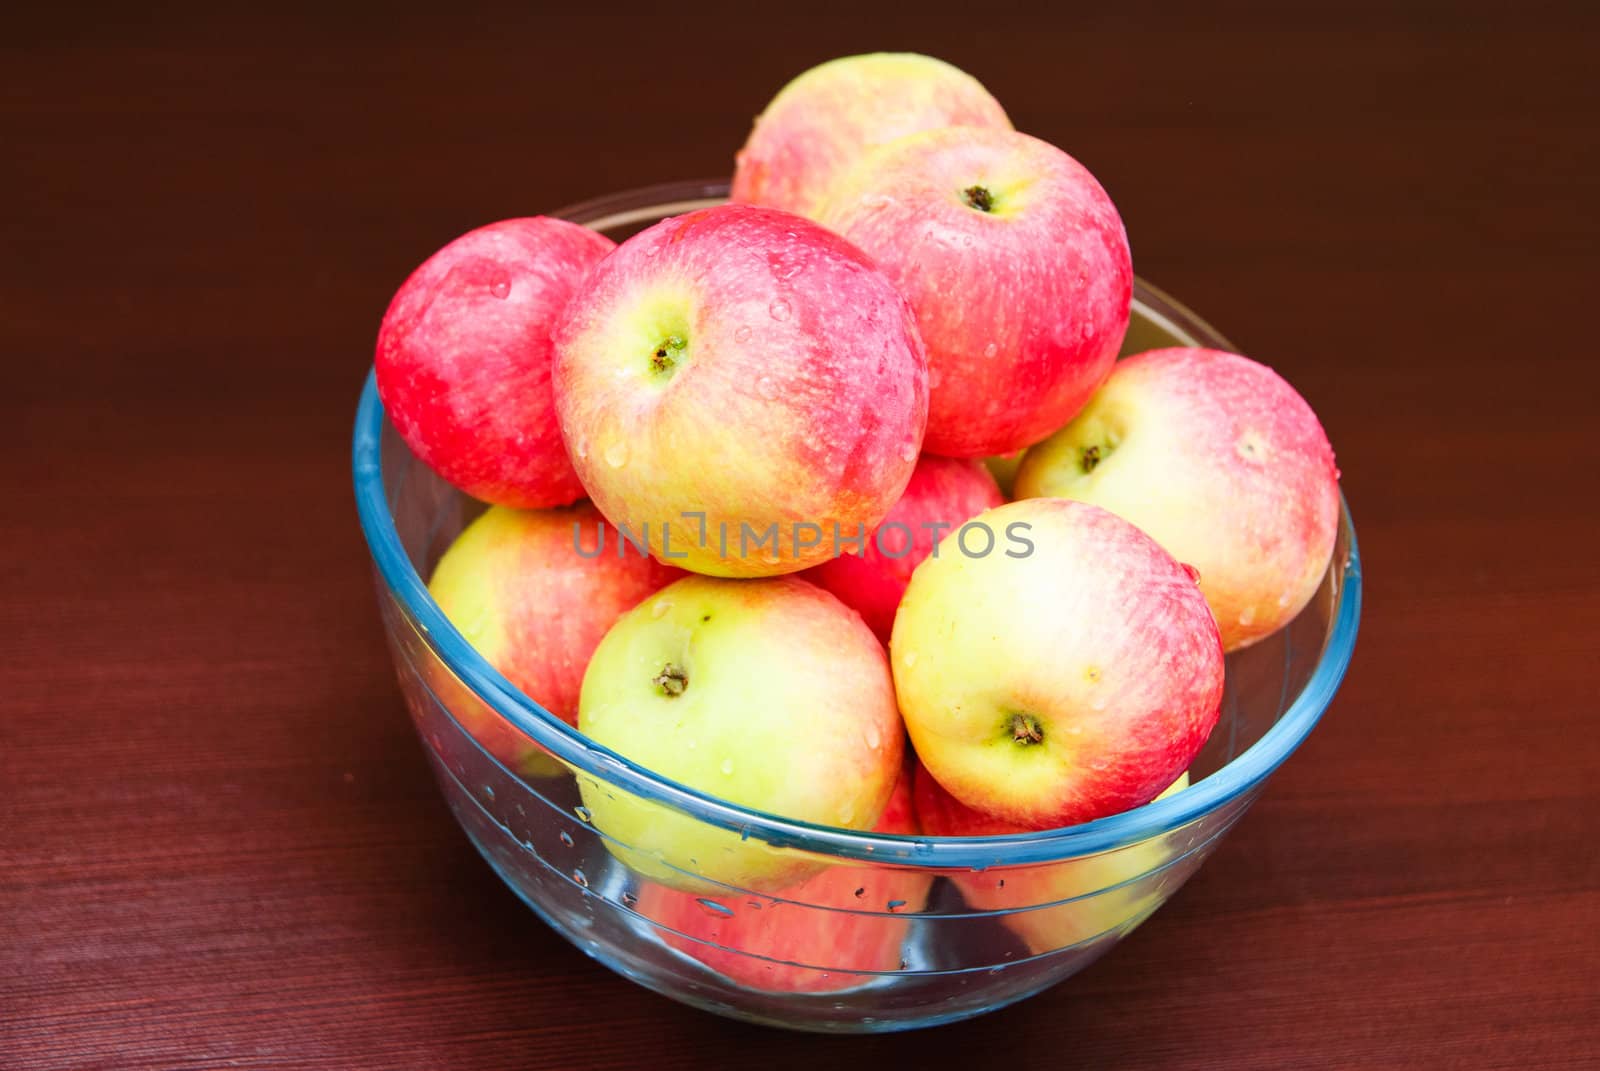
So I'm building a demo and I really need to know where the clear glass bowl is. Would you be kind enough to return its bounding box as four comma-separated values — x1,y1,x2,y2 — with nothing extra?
352,180,1362,1033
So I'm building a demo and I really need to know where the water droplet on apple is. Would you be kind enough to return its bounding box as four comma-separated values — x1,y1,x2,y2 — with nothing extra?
720,758,735,776
1277,592,1292,609
865,724,882,750
901,649,919,668
574,805,592,823
1238,606,1257,627
604,441,629,468
572,869,589,888
488,276,511,299
768,299,791,322
734,324,753,343
899,442,918,464
559,830,574,847
927,365,943,389
761,552,781,566
650,599,672,619
1182,563,1202,584
756,375,779,399
863,193,894,211
686,739,697,750
960,234,973,248
573,438,589,461
983,342,999,359
695,897,735,918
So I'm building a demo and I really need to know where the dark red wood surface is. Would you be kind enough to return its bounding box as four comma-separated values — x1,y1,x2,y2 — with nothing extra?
5,4,1598,1068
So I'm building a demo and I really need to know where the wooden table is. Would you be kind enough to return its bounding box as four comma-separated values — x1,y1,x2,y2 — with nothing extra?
6,4,1597,1067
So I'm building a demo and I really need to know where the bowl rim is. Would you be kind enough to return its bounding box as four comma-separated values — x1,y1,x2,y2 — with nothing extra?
352,178,1362,870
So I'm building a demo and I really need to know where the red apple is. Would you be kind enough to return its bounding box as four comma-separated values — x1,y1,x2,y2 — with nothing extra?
914,762,1193,954
424,502,681,772
377,217,614,508
732,52,1011,219
891,498,1223,827
810,454,1004,642
634,761,931,993
552,204,928,577
1014,347,1340,650
818,127,1132,458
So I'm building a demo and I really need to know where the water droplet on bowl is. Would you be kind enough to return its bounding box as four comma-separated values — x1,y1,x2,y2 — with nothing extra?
768,299,791,322
695,897,735,918
482,785,495,800
620,891,639,907
603,441,629,468
887,899,908,912
572,869,588,888
558,830,574,847
574,805,592,822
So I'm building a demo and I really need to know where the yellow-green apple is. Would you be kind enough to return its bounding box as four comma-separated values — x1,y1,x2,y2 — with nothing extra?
426,502,681,773
552,204,928,577
983,450,1025,498
915,761,1191,953
810,454,1003,643
818,127,1132,458
376,217,614,508
1014,347,1340,651
634,761,931,992
891,498,1223,827
578,575,904,892
732,52,1011,219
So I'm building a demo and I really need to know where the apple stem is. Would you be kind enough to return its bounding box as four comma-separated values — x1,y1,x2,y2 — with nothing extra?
1081,444,1102,473
653,663,688,697
650,334,686,375
961,185,995,213
1010,713,1044,745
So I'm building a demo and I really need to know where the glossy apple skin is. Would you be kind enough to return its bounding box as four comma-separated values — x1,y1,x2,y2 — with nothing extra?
891,498,1223,827
578,575,904,893
732,52,1011,219
425,503,682,773
818,127,1131,458
552,204,928,577
376,217,615,508
1014,347,1340,651
634,762,931,993
914,762,1191,954
810,454,1004,643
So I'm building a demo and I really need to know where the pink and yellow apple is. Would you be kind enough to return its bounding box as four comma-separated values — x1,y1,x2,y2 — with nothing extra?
552,204,928,577
577,575,904,892
732,52,1011,219
891,498,1223,827
915,762,1192,954
426,502,682,773
810,454,1004,643
818,127,1132,458
376,217,614,508
1013,347,1340,650
634,761,931,992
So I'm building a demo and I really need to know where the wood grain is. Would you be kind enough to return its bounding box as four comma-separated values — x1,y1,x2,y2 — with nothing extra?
4,3,1597,1067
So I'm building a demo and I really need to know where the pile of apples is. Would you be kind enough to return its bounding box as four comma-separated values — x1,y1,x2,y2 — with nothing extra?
377,54,1340,982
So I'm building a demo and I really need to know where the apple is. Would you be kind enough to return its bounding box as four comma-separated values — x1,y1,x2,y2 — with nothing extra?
1013,347,1340,651
552,204,928,577
731,52,1011,219
426,502,682,773
810,454,1004,643
983,450,1025,498
377,217,615,508
817,126,1132,458
634,761,931,992
891,498,1223,827
914,762,1193,954
577,575,904,892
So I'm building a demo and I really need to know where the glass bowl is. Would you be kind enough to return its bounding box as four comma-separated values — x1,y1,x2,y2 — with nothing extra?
352,179,1362,1033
